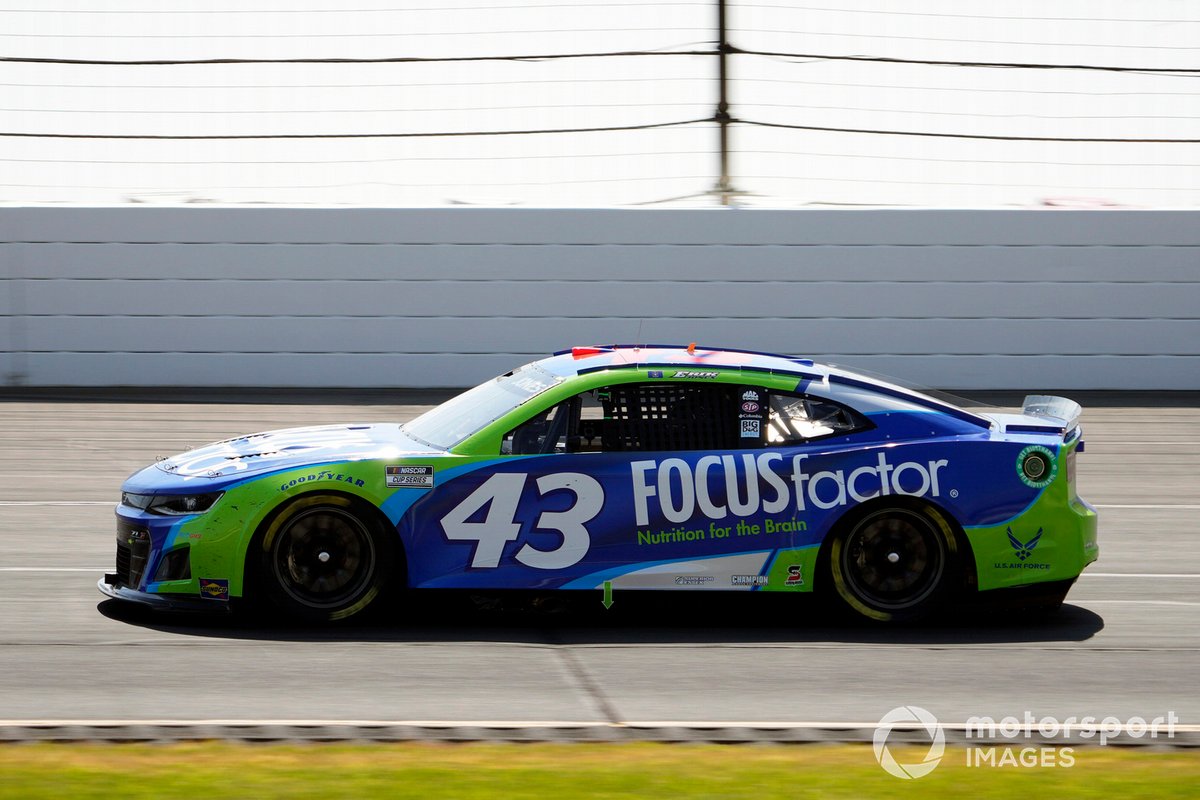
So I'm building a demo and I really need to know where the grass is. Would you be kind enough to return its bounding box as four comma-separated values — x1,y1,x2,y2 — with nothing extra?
0,742,1197,799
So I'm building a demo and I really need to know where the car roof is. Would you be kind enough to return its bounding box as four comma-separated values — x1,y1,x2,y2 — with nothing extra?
542,344,819,379
535,344,991,430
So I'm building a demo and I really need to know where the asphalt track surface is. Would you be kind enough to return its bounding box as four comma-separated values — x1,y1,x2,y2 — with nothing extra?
0,391,1197,736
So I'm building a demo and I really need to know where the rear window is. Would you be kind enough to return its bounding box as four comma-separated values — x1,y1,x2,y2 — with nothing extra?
767,393,871,444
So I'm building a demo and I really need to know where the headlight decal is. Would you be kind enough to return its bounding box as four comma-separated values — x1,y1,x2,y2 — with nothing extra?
120,492,154,510
146,492,224,516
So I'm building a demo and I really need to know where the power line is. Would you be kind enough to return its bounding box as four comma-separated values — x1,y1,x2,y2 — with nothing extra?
3,116,1195,144
0,118,711,140
5,102,708,115
745,103,1200,121
6,46,1196,74
0,27,712,39
733,149,1200,170
737,27,1200,52
3,150,1191,170
738,48,1200,74
0,76,1183,96
735,77,1200,98
16,102,1173,122
0,150,713,166
0,76,708,90
14,104,1185,122
0,49,714,66
1,7,1198,206
739,118,1200,143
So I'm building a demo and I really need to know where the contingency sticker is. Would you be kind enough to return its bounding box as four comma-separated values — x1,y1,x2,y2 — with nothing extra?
386,465,435,489
738,387,767,443
199,578,229,600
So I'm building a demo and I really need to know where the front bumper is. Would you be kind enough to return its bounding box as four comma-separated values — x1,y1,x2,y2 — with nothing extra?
98,575,230,613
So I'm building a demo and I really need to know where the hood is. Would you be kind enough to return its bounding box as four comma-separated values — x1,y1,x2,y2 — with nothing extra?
133,424,440,489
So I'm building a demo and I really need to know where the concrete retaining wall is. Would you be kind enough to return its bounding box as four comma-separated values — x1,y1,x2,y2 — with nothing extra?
2,207,1196,389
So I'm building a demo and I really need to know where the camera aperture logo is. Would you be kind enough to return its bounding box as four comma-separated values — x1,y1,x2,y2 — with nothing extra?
874,707,1178,777
873,706,945,779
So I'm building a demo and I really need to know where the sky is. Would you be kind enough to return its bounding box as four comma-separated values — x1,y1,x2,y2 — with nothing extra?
1,0,1198,207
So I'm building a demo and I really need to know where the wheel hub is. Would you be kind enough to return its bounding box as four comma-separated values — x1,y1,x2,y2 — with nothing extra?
841,510,946,612
272,507,376,609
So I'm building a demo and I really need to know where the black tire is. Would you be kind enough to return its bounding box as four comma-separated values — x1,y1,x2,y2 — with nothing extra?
829,505,958,623
257,494,394,623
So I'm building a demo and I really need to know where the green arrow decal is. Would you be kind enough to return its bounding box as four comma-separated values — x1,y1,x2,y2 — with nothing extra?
602,580,614,610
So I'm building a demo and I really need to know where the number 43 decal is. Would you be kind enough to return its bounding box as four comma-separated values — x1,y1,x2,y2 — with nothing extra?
440,472,604,569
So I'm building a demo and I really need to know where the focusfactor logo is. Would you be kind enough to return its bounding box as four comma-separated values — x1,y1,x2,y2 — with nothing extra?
873,706,945,779
630,452,949,526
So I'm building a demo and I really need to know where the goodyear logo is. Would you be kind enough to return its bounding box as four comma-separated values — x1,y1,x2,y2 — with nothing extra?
199,578,229,600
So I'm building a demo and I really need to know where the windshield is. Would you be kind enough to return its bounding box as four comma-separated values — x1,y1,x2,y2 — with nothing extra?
402,364,560,450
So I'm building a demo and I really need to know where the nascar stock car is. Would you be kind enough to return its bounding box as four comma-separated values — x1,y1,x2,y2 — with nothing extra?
100,345,1098,623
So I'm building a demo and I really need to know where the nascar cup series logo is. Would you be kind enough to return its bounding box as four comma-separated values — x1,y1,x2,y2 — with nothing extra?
874,706,945,779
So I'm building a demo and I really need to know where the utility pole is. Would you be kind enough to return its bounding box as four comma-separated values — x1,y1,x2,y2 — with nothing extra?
713,0,739,205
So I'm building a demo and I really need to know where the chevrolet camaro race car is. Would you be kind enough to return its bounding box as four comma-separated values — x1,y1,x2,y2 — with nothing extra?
100,345,1098,623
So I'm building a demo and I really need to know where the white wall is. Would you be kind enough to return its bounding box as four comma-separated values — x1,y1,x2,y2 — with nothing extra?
2,207,1197,390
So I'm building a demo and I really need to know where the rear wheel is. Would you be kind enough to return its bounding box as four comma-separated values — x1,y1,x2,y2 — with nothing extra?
830,505,957,622
258,494,394,623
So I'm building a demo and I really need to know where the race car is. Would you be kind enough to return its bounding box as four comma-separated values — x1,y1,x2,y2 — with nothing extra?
100,345,1098,623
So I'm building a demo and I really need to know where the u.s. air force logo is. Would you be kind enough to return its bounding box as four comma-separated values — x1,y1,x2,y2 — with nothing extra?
1007,527,1043,562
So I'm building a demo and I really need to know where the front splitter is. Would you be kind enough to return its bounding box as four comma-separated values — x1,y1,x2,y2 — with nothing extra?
97,577,231,613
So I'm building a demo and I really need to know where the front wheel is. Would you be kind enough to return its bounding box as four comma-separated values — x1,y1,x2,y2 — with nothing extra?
257,495,394,623
829,505,957,623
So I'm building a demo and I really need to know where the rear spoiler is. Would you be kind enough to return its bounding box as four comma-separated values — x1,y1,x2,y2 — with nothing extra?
1018,395,1082,436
